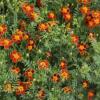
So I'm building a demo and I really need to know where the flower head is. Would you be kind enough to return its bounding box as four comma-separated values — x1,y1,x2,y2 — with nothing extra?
0,24,7,35
60,69,70,80
37,60,49,70
9,50,22,63
21,3,34,16
51,73,60,83
48,11,56,19
62,86,72,93
10,66,20,74
71,34,79,44
61,7,70,15
16,85,25,95
38,23,48,31
0,38,12,49
23,69,34,80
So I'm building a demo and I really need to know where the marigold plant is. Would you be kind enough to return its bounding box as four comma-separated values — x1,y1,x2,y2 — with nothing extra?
0,0,100,100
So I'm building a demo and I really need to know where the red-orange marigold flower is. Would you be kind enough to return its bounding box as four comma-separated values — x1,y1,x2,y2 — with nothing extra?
38,60,49,70
9,50,22,63
27,39,36,46
28,12,39,21
26,39,36,51
62,86,72,93
12,34,23,43
16,85,25,95
63,13,72,21
10,67,20,74
85,10,100,28
51,73,60,83
0,24,7,35
24,69,34,80
60,69,70,80
71,34,79,44
48,12,56,19
0,38,12,49
88,90,95,100
18,81,32,90
37,89,45,99
23,34,29,40
60,60,67,69
21,3,34,16
61,7,70,15
78,44,87,54
82,80,89,89
38,23,48,31
26,45,33,51
80,6,90,15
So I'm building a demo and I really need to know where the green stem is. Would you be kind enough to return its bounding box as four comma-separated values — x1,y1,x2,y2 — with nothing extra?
6,0,17,31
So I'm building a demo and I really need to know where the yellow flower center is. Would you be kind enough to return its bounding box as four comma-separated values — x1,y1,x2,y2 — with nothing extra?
14,35,20,40
4,39,9,45
13,53,20,59
26,6,31,11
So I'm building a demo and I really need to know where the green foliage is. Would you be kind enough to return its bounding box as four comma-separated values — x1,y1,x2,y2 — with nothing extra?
0,0,100,100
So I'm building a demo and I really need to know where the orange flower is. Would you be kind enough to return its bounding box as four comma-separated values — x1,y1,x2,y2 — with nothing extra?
12,34,23,43
63,13,72,21
16,85,25,95
28,12,39,21
61,7,70,15
24,69,34,80
37,89,45,99
0,38,12,49
37,60,49,70
91,11,100,18
27,39,36,46
26,45,33,51
71,34,79,44
88,90,95,100
80,6,89,15
11,29,24,43
78,44,87,54
48,12,56,19
38,23,48,31
93,18,100,25
51,73,60,82
23,34,29,40
82,80,89,89
9,50,22,63
60,69,70,80
21,3,34,16
87,21,94,28
11,67,20,74
26,39,36,51
0,24,7,35
59,60,67,69
85,10,100,28
62,86,72,93
18,81,32,90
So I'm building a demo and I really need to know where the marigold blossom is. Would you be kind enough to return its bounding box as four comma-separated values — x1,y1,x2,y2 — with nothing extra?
9,50,22,63
0,24,7,35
